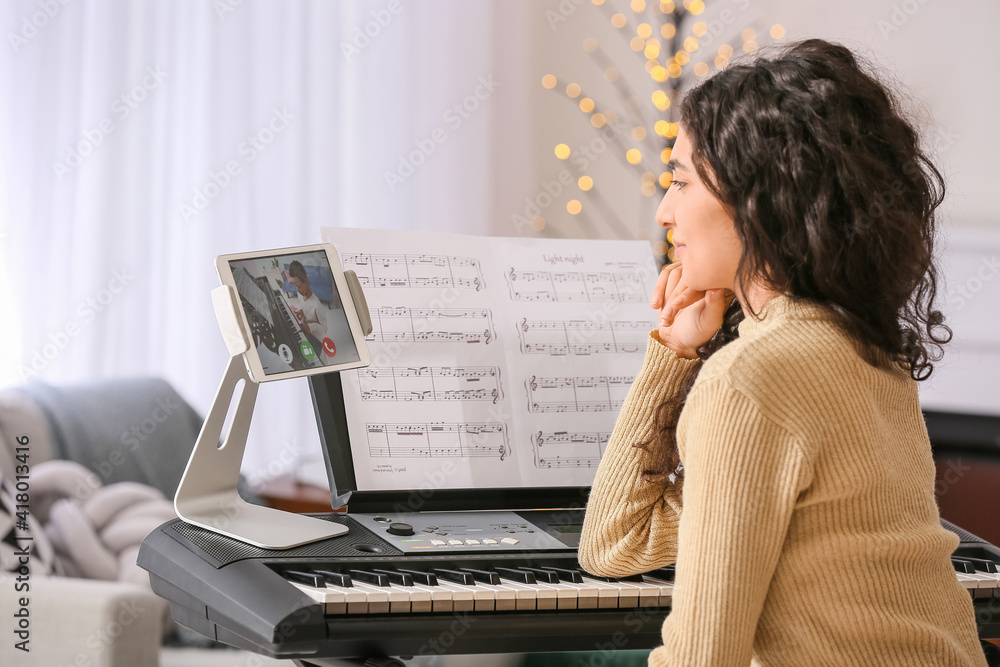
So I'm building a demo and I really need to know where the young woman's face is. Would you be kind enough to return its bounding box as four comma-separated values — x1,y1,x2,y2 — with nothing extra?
655,127,743,293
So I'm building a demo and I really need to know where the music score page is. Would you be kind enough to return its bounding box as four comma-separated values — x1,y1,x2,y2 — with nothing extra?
320,227,661,491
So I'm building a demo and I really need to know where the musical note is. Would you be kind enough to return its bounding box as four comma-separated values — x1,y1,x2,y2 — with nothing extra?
517,319,651,356
504,266,647,303
340,252,485,290
358,365,504,404
366,421,510,461
531,429,611,469
366,307,495,345
525,374,634,413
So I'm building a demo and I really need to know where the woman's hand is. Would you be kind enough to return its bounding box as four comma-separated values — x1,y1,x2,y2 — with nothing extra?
650,262,734,359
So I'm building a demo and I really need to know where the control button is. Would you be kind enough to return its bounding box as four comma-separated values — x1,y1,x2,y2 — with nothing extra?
498,525,508,529
448,539,463,546
436,531,448,536
424,526,439,531
373,516,391,523
517,524,528,528
526,530,535,533
500,537,519,545
430,540,446,546
483,539,498,545
506,530,516,533
387,522,415,536
465,539,480,546
421,528,436,533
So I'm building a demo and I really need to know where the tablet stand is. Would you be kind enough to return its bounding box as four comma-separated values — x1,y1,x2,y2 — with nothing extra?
174,271,372,549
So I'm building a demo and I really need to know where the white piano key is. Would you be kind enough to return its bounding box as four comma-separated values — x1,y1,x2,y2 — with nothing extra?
433,580,479,612
358,579,417,613
529,580,579,609
618,578,663,607
409,580,452,612
490,579,541,610
639,575,674,607
348,581,391,614
579,576,625,608
290,581,347,615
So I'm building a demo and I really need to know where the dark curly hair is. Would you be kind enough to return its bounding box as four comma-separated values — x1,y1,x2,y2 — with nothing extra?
637,38,952,479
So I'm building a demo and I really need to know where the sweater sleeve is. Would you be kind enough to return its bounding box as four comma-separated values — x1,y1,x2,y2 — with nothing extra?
578,330,702,577
650,378,813,667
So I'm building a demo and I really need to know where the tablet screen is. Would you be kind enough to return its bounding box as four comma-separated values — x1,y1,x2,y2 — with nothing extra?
228,250,361,376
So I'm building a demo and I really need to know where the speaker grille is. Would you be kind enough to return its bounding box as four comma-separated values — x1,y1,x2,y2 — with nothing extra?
168,514,403,566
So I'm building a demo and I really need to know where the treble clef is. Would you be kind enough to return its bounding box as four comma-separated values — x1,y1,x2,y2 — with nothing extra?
492,388,499,404
529,375,537,391
520,317,528,333
484,329,492,344
474,277,482,291
509,267,517,282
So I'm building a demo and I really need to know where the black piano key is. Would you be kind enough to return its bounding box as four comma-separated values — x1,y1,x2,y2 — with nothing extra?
283,570,325,588
314,570,353,588
433,568,476,585
373,569,414,586
516,567,558,584
650,566,676,582
495,567,537,584
397,569,438,586
957,556,999,573
459,568,502,585
544,567,584,584
953,558,977,574
349,569,390,586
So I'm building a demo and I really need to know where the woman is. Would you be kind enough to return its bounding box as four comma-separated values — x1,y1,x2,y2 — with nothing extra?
578,38,987,666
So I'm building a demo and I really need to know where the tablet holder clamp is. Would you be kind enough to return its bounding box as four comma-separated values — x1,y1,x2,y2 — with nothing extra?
173,270,372,549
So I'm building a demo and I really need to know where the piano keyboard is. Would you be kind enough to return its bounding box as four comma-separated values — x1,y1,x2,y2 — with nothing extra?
138,513,1000,661
284,565,675,614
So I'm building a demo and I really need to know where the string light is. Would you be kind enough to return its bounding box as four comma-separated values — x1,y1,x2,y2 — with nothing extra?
637,23,653,38
632,127,647,141
604,67,619,82
661,24,676,39
531,217,546,231
770,24,786,39
555,144,571,159
579,97,595,113
659,171,673,188
567,200,582,214
541,74,557,89
591,113,607,128
578,176,594,191
566,83,581,98
583,37,598,52
611,13,627,28
626,149,642,164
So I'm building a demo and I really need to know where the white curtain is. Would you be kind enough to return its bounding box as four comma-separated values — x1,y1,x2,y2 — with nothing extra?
0,0,526,480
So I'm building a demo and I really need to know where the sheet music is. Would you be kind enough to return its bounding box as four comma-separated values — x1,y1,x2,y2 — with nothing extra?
321,227,661,491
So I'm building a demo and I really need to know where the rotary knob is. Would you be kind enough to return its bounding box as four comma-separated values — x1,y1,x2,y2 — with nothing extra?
387,522,414,536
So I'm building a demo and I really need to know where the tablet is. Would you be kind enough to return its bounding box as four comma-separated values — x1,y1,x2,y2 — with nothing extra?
216,243,371,382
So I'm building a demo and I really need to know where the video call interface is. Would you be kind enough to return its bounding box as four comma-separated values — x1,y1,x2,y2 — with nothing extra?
229,250,361,375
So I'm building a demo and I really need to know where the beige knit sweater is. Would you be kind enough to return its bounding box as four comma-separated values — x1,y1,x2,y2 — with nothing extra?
578,294,986,666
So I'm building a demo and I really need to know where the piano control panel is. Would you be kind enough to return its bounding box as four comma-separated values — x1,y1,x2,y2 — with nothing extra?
350,509,583,552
